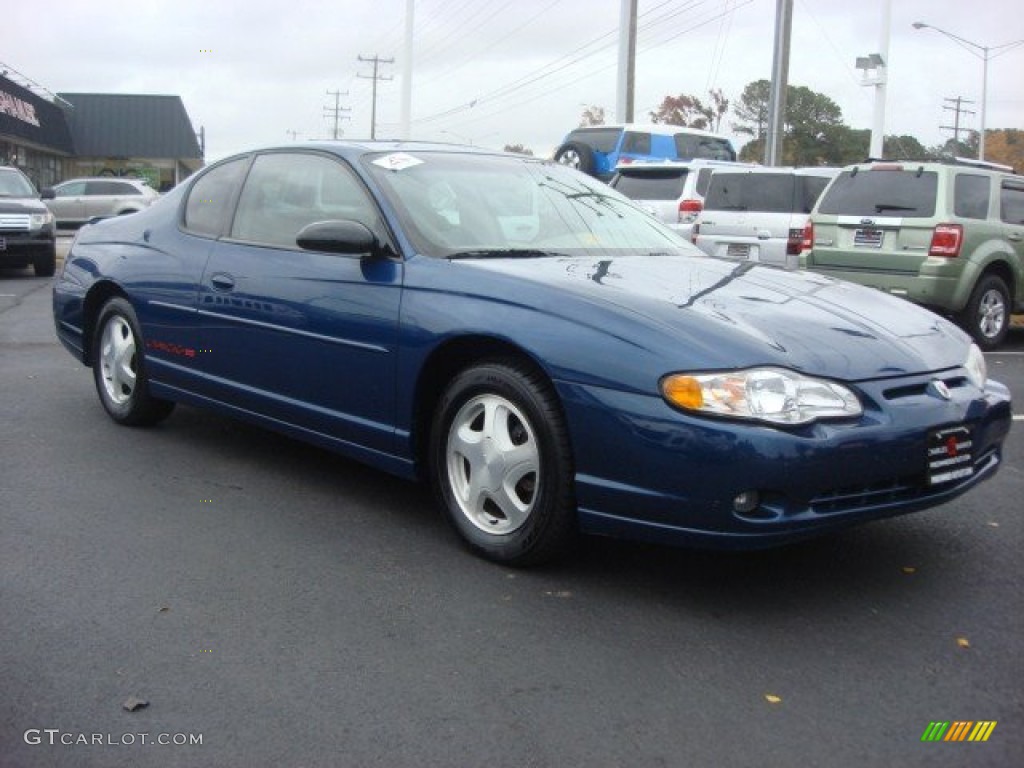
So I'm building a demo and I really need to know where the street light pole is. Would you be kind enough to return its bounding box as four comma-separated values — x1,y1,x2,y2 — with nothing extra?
912,22,1024,160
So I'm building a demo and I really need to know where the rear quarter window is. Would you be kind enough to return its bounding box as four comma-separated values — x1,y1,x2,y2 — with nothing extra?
797,175,833,213
1001,182,1024,225
611,170,688,200
817,170,938,217
567,128,621,154
703,173,796,213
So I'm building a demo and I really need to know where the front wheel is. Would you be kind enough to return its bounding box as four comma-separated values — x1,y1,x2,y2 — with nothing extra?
430,360,575,565
92,297,175,426
959,274,1010,350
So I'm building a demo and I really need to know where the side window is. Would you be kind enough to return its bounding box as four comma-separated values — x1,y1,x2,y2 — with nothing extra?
1001,182,1024,225
230,153,378,249
57,181,87,197
954,174,990,219
183,157,249,238
85,181,123,195
621,131,651,155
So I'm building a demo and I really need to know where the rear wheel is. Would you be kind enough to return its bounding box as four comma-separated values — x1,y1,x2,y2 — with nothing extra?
430,360,575,565
93,297,175,426
959,274,1010,350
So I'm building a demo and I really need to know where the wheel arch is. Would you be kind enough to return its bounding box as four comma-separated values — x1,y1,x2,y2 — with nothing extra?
81,281,130,365
410,335,560,480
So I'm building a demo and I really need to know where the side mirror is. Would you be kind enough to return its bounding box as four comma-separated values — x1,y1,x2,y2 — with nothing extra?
295,220,378,256
41,188,56,200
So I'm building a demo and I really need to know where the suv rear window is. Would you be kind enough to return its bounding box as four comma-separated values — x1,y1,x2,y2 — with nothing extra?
612,169,689,200
817,170,938,217
675,135,736,161
703,173,796,213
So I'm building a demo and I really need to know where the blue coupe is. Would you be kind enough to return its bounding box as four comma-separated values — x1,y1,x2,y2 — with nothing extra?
52,143,1013,564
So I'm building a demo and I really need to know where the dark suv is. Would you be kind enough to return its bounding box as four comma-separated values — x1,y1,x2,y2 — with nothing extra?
0,166,57,277
807,160,1024,349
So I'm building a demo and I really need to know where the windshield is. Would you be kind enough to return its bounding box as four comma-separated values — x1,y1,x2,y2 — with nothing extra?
364,151,694,258
0,169,38,198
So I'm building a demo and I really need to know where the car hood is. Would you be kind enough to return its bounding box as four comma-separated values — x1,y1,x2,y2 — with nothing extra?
458,254,968,380
0,198,48,214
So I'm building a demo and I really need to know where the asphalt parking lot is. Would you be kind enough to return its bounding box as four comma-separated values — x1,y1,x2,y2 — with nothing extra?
2,247,1022,767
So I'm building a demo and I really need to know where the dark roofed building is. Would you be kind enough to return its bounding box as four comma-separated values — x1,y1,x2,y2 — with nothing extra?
59,93,204,191
0,74,74,188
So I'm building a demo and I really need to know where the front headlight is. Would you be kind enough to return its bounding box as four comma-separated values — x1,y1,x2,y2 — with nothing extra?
661,367,863,425
29,211,54,230
964,343,987,390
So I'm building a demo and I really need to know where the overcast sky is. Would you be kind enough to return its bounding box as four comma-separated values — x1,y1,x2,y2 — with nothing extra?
7,0,1024,162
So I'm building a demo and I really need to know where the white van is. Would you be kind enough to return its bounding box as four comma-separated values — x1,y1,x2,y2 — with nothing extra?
693,167,840,269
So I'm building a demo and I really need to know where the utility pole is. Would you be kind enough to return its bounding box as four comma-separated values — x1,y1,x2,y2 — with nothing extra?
765,0,793,166
400,0,414,140
941,96,975,148
323,89,351,140
358,54,394,140
616,0,637,123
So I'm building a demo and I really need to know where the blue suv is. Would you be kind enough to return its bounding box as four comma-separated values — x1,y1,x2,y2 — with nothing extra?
553,123,736,182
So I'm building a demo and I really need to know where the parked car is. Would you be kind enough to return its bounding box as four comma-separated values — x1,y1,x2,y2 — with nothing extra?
806,159,1024,349
692,166,840,270
0,165,57,276
42,176,159,228
553,123,737,182
608,159,754,239
53,142,1011,565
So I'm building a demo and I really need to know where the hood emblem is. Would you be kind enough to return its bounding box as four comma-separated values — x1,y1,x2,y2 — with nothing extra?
928,379,952,400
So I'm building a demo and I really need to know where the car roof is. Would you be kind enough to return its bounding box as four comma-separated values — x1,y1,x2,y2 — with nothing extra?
573,123,730,139
707,166,841,177
841,159,1018,176
613,159,756,173
211,140,509,164
57,176,153,185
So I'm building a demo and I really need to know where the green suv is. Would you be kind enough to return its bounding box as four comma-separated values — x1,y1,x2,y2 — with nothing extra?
806,160,1024,348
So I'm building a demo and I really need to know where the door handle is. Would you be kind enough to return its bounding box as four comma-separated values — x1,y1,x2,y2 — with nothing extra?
1008,232,1022,242
210,273,235,292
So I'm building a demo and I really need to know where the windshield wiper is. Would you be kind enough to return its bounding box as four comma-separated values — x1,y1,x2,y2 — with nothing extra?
874,204,916,212
446,249,568,260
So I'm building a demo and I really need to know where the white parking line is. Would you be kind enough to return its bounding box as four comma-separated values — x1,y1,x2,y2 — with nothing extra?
1014,415,1024,421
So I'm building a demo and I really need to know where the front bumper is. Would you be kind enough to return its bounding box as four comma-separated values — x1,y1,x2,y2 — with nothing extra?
558,369,1012,549
0,228,56,266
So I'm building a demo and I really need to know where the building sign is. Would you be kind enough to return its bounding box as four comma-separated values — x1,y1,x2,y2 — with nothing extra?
0,89,40,127
0,75,73,155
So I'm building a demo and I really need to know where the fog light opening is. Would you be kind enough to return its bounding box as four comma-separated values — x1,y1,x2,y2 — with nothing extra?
733,490,761,514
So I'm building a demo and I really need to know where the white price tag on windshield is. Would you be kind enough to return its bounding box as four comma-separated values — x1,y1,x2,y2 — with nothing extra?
372,153,424,171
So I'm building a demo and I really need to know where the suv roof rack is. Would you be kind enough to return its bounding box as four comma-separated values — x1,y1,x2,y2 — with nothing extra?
950,155,1015,173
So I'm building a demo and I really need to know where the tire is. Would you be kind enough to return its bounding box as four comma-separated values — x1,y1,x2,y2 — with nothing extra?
33,246,56,277
958,274,1010,350
553,141,595,175
430,359,575,565
92,297,175,426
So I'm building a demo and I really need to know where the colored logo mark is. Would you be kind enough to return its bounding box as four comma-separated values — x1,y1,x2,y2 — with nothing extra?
921,721,996,742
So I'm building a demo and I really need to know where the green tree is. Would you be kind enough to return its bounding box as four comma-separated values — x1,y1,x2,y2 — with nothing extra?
731,79,771,141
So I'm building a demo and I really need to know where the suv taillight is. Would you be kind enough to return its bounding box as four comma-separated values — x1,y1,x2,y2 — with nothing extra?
786,224,816,256
678,199,702,223
929,224,963,257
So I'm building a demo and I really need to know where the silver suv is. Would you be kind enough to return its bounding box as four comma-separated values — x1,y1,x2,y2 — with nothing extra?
693,167,839,270
808,159,1024,349
42,177,159,228
608,159,754,239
